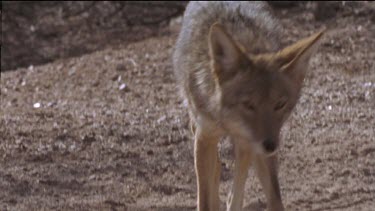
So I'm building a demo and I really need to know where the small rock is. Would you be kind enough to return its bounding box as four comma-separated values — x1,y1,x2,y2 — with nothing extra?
157,115,167,124
68,68,76,76
125,58,137,69
119,83,128,91
363,82,372,87
363,168,371,176
329,192,339,200
147,150,154,156
340,169,351,176
350,149,358,157
82,135,96,145
166,149,173,156
33,102,41,108
315,158,322,163
92,81,100,87
47,102,57,107
111,74,119,81
116,64,126,71
358,113,366,119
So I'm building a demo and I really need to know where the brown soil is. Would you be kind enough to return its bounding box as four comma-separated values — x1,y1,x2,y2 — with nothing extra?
1,2,375,211
1,1,186,71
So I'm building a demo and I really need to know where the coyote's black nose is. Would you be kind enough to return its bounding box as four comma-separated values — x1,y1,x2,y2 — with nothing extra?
263,139,277,153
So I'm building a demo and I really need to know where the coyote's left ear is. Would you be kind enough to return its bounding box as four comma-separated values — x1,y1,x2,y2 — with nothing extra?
209,22,249,84
276,30,325,86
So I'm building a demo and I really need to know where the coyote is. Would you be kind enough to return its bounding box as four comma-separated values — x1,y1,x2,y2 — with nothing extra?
173,2,324,211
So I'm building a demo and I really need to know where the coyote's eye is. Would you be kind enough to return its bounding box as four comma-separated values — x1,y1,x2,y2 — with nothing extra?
242,101,255,111
274,100,287,111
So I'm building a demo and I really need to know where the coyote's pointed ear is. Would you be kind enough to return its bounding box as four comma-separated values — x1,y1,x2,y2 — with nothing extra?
277,30,325,86
209,23,249,84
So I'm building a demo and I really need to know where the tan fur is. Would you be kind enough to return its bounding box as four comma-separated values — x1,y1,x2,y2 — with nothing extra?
173,2,324,211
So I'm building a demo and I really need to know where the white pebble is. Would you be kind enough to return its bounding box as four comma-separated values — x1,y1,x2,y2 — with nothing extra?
33,102,41,108
119,83,127,90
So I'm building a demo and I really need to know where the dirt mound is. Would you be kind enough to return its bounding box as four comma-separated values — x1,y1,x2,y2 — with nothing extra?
1,1,186,71
1,2,374,211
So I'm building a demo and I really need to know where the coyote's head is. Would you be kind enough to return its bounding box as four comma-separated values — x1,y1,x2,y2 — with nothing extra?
208,23,324,155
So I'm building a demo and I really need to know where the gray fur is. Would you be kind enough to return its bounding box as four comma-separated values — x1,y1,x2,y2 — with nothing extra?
173,1,282,121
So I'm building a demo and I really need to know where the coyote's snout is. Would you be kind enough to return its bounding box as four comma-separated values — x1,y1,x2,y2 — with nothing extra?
173,2,324,211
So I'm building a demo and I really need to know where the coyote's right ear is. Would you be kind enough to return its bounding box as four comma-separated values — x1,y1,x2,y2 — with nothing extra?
277,30,325,87
209,23,249,84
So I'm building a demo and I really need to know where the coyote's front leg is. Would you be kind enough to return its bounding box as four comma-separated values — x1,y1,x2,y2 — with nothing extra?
254,154,284,211
194,127,221,211
227,142,252,211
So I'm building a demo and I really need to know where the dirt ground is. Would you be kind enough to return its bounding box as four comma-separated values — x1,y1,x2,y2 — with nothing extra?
1,2,375,211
